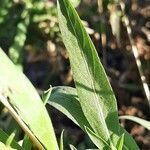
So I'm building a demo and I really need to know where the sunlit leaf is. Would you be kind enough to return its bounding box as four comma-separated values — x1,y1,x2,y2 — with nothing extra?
42,86,53,105
5,131,16,147
57,0,133,148
59,130,64,150
70,0,81,7
120,116,150,130
116,134,124,150
0,128,22,150
49,86,91,131
48,86,139,149
22,135,32,150
85,126,111,149
69,144,77,150
0,49,58,150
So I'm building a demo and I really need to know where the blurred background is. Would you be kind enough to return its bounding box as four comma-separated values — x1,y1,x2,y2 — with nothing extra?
0,0,149,149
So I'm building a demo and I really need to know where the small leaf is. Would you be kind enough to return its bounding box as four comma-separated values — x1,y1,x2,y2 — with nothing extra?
6,131,16,146
42,85,52,105
69,144,77,150
0,141,16,150
85,126,112,150
85,149,99,150
49,86,91,131
116,134,124,150
70,0,81,7
59,130,64,150
22,135,32,150
0,128,23,150
119,115,150,130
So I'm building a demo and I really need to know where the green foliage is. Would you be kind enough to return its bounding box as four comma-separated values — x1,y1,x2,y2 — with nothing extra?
49,86,91,131
0,0,148,149
116,134,124,150
42,86,53,105
0,128,22,150
0,49,58,149
0,0,60,66
70,144,77,150
59,130,64,150
120,116,150,130
70,0,81,7
49,86,139,149
9,8,30,67
57,0,118,142
56,0,139,149
22,135,32,150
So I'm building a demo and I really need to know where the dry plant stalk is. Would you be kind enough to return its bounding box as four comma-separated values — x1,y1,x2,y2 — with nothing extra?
120,2,150,106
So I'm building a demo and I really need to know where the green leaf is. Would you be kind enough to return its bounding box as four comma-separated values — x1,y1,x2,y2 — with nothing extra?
116,134,124,150
85,127,112,150
0,128,23,150
48,86,139,149
49,86,91,131
69,144,77,150
6,131,16,147
119,116,150,130
42,86,53,105
9,8,30,68
70,0,81,7
22,135,32,150
86,149,99,150
0,49,58,150
0,141,16,150
59,130,64,150
57,0,119,146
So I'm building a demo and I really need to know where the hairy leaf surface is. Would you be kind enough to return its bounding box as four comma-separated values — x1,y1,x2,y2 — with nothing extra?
58,0,120,146
49,86,139,149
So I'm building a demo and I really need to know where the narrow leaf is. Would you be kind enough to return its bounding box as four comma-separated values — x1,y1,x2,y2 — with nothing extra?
6,131,16,146
86,149,99,150
85,126,112,150
70,0,81,7
69,144,77,150
119,115,150,130
48,86,139,149
58,0,119,145
49,86,91,131
22,135,32,150
42,86,53,105
116,134,124,150
0,49,58,150
0,128,23,150
59,130,64,150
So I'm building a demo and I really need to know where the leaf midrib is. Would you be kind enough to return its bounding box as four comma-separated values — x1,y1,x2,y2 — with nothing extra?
60,0,110,140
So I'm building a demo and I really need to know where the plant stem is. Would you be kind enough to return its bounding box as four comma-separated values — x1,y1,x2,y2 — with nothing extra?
120,2,150,106
0,94,44,149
